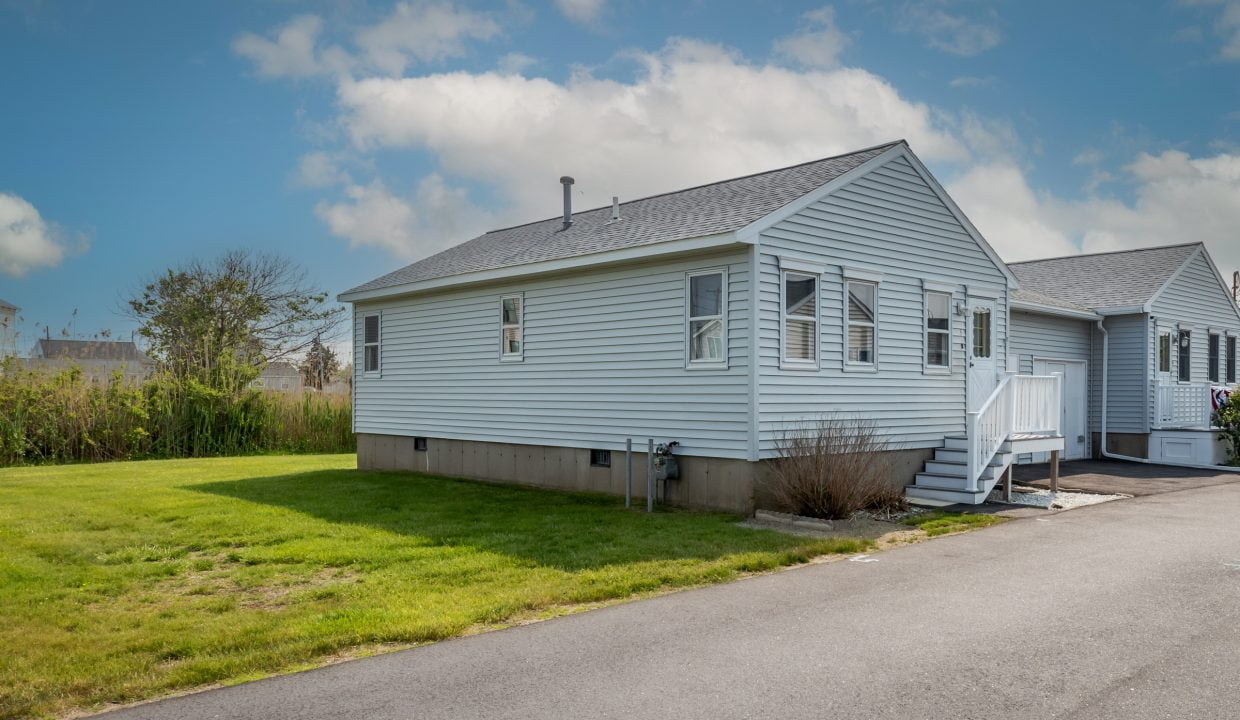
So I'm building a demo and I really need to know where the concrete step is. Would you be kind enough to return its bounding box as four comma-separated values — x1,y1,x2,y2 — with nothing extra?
913,472,972,491
904,484,991,505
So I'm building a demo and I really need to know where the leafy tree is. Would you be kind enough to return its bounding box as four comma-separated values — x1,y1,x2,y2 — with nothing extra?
126,251,343,393
299,334,340,391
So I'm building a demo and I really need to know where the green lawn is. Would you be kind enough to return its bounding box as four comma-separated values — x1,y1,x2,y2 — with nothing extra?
904,510,1006,536
0,455,867,719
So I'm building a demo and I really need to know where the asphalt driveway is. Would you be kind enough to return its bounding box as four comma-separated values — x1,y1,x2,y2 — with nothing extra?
1014,458,1239,495
96,480,1240,720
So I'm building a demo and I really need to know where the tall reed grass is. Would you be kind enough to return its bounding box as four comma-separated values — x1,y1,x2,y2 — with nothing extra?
0,362,353,466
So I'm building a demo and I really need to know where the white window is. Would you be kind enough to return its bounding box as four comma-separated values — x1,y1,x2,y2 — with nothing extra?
686,270,726,366
1228,336,1237,384
781,271,818,367
1178,330,1191,382
925,291,951,369
1158,332,1171,375
1208,333,1221,383
846,280,877,366
972,307,993,359
500,295,523,360
363,312,381,374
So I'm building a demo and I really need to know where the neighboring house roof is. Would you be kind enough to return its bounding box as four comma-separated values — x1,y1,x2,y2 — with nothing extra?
35,339,151,362
259,361,301,378
343,141,903,297
0,297,17,312
1009,243,1201,313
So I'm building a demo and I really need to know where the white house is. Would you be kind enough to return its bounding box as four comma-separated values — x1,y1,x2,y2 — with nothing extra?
1007,243,1240,467
339,141,1078,510
0,298,18,359
24,338,155,385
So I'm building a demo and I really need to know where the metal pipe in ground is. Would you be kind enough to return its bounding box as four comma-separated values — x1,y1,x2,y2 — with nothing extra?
647,438,654,513
625,438,632,509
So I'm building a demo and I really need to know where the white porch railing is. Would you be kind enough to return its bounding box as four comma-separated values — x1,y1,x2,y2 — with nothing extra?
1154,382,1213,429
966,374,1062,492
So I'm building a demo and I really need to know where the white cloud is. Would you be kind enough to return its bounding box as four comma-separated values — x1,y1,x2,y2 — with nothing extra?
355,1,501,76
294,152,351,188
232,15,351,79
1219,1,1240,58
555,0,605,25
949,150,1240,276
949,75,995,88
773,5,852,69
315,176,492,260
0,192,82,277
334,37,968,244
233,3,501,80
894,1,1003,56
497,51,537,75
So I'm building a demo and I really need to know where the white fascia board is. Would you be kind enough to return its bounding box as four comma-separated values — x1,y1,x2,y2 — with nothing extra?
337,232,743,303
1095,305,1149,316
1010,299,1102,321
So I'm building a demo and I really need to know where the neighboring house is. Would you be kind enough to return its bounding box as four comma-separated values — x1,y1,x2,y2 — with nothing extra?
252,361,304,393
1007,243,1240,466
24,338,155,384
339,140,1069,510
0,298,17,358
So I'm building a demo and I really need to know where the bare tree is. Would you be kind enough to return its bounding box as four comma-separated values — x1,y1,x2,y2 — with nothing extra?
125,250,343,391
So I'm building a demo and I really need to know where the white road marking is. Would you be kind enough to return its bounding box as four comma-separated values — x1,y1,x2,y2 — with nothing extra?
849,555,879,563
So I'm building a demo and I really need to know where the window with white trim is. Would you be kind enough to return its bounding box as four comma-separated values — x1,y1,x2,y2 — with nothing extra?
925,291,950,369
1208,333,1221,382
782,271,818,366
846,280,877,365
363,312,381,374
1228,336,1237,384
500,295,523,360
687,270,726,365
972,307,992,359
1178,330,1191,382
1158,332,1171,374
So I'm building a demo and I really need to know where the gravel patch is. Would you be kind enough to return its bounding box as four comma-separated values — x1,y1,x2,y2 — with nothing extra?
989,487,1129,509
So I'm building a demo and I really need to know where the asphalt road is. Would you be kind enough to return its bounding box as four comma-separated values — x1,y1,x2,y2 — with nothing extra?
96,482,1240,720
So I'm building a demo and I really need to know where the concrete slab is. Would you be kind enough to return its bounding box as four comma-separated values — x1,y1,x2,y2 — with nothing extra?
1013,458,1239,496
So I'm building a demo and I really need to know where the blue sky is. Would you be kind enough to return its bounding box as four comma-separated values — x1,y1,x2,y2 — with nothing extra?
2,0,1239,350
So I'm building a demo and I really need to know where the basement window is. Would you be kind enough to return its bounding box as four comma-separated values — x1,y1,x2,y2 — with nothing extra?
590,449,611,468
414,437,428,452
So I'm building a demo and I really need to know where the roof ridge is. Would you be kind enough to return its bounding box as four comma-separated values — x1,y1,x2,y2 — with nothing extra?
1008,241,1201,266
480,139,906,236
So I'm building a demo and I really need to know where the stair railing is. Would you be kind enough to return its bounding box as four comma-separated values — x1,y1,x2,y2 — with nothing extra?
966,375,1013,493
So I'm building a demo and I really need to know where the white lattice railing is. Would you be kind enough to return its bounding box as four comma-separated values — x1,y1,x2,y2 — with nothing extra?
1154,382,1212,429
967,374,1063,492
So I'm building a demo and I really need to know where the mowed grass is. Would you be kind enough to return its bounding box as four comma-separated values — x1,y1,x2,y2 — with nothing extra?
0,455,867,719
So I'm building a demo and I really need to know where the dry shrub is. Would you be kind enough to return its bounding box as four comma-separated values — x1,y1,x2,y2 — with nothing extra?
768,415,905,520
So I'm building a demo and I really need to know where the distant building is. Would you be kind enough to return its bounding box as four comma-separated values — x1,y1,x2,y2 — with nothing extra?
24,338,155,385
252,361,304,393
0,298,18,359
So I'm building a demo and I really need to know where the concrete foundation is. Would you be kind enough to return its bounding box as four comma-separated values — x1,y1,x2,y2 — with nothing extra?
358,434,936,515
1090,432,1149,460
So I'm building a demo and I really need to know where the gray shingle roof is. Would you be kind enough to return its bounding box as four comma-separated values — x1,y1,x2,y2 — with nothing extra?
1009,243,1200,312
35,339,152,363
1010,288,1095,314
344,141,902,296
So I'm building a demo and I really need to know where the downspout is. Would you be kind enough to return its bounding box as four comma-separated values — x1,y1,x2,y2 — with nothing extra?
1097,319,1240,472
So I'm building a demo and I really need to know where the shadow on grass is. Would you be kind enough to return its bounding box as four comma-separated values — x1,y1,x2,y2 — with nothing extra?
189,468,831,572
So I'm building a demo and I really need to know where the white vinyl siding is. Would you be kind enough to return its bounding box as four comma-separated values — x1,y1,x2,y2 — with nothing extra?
1149,250,1240,393
755,154,1009,455
686,269,727,367
1088,314,1149,434
352,251,752,459
1008,310,1093,458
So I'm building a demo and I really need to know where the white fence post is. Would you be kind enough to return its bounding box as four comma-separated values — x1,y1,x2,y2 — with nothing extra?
966,412,979,493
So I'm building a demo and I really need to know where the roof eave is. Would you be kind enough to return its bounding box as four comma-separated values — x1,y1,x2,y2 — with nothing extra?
337,231,746,304
1095,305,1149,316
1010,299,1102,321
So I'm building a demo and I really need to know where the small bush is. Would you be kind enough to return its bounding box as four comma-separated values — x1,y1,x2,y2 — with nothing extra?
767,415,903,520
1214,390,1240,466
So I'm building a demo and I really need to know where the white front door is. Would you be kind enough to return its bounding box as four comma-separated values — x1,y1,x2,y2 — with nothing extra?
967,298,998,410
1034,359,1088,461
